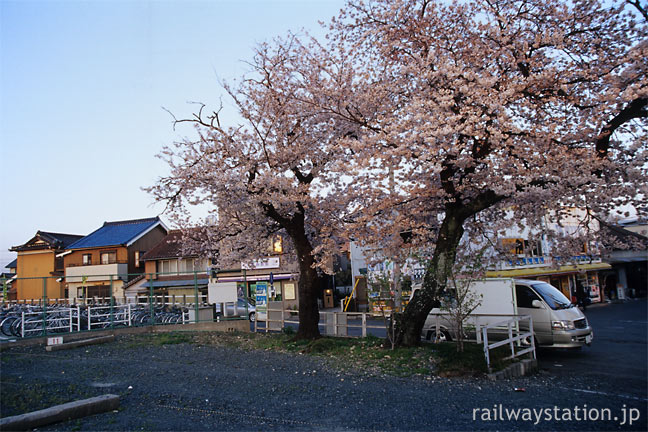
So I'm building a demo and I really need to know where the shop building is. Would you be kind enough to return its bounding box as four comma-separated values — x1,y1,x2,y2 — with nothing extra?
123,229,209,302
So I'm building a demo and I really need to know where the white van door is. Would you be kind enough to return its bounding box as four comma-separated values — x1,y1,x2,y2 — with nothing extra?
515,283,552,345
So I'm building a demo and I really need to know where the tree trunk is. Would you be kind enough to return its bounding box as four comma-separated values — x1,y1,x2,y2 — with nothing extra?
290,229,321,340
264,202,321,340
394,207,466,347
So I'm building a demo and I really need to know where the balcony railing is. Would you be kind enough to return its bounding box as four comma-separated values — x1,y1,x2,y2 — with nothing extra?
67,260,128,268
503,255,601,269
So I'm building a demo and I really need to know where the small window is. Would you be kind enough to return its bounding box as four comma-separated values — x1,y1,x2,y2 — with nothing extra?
82,254,92,265
272,236,283,254
135,251,144,268
100,251,117,265
161,260,178,275
179,259,193,274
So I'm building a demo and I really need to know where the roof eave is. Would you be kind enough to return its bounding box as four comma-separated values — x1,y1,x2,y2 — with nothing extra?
126,220,168,247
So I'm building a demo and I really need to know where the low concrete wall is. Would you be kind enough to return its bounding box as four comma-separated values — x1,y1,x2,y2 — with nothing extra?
153,320,249,334
487,358,538,380
46,335,116,352
0,320,250,351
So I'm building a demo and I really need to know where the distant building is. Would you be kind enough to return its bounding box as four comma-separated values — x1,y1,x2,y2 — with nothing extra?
10,231,84,300
2,259,17,301
350,208,613,310
600,217,648,299
63,217,168,302
123,230,209,302
212,235,300,309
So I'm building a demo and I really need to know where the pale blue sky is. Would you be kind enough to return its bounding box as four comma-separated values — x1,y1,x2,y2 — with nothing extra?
0,0,346,267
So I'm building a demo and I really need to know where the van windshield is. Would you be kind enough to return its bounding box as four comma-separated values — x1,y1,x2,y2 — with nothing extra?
531,282,573,310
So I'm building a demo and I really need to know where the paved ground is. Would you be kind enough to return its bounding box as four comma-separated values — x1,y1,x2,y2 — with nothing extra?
0,300,646,431
537,299,647,401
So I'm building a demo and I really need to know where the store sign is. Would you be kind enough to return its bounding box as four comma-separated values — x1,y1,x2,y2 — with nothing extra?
241,257,280,270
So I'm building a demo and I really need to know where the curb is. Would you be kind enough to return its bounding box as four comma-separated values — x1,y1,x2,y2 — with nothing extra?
45,335,115,351
0,394,119,431
487,358,537,381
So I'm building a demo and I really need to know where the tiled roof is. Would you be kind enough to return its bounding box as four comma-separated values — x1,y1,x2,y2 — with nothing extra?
10,231,85,252
5,259,17,269
67,217,164,250
39,232,86,249
141,230,198,261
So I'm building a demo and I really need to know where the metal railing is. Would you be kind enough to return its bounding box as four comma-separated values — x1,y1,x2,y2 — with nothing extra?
66,260,128,267
17,308,77,337
481,315,535,371
0,270,245,339
0,303,196,338
256,305,385,337
423,313,527,344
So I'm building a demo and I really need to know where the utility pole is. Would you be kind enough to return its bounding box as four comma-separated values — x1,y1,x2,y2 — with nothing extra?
389,163,402,312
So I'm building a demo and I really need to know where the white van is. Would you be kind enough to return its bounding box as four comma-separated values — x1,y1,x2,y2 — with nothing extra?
421,278,593,349
514,279,593,348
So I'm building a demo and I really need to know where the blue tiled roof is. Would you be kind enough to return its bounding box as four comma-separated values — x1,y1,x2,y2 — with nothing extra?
67,217,162,250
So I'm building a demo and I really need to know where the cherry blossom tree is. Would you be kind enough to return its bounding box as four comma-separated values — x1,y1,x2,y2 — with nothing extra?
324,0,647,346
148,36,362,340
149,0,646,346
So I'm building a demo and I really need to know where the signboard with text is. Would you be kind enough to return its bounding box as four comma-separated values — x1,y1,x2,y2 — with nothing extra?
256,282,268,320
241,257,280,270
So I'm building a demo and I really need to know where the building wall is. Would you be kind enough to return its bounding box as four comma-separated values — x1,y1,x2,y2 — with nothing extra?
67,279,126,302
16,250,64,300
215,255,299,309
127,226,168,275
64,247,129,268
64,247,129,302
144,260,157,277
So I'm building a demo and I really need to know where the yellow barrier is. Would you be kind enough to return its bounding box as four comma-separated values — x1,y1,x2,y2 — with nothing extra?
343,278,361,312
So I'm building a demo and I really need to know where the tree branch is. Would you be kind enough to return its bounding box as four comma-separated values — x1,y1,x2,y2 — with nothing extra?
596,97,648,158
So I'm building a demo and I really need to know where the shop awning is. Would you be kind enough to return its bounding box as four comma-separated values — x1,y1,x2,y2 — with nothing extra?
486,262,611,278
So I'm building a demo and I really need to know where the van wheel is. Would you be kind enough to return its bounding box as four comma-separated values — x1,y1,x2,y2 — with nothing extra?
427,329,451,342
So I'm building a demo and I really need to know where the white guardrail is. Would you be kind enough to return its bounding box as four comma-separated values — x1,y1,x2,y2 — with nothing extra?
256,307,536,371
482,315,536,371
256,306,385,337
424,313,526,344
19,309,77,337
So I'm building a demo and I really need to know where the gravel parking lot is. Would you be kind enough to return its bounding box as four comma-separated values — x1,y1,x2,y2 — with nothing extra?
1,301,646,431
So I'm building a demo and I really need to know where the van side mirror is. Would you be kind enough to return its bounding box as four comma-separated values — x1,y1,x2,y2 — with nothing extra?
531,299,544,309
